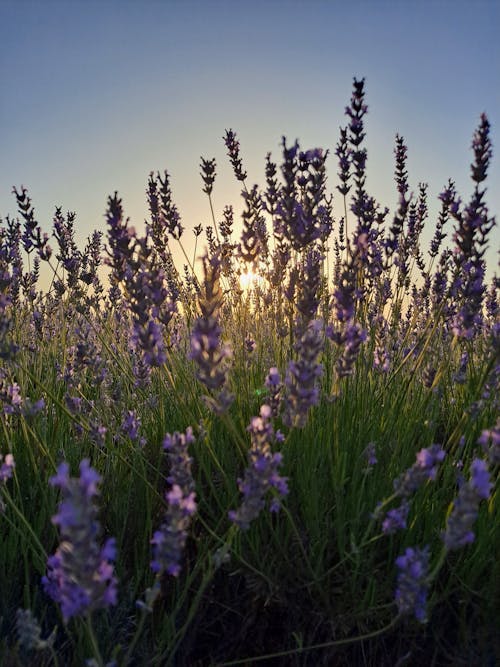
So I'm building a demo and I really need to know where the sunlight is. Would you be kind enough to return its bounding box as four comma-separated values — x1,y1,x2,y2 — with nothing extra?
239,268,265,291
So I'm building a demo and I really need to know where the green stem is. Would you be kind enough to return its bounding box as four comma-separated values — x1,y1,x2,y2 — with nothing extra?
85,614,104,667
217,614,400,665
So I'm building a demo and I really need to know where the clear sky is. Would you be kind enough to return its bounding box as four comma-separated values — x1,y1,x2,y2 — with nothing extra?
1,0,499,283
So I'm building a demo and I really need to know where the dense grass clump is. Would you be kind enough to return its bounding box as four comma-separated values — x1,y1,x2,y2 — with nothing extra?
0,78,498,666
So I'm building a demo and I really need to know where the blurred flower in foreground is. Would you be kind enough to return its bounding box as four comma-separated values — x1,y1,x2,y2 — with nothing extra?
42,460,117,622
478,422,500,465
442,458,492,551
16,609,56,653
376,445,445,535
0,452,15,482
229,405,288,530
395,545,430,623
151,428,197,577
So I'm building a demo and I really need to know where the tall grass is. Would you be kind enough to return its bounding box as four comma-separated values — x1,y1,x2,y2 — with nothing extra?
0,78,498,666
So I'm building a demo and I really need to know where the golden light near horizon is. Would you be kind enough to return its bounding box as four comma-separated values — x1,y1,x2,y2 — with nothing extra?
238,268,265,291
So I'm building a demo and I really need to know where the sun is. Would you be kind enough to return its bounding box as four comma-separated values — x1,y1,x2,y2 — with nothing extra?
239,268,264,291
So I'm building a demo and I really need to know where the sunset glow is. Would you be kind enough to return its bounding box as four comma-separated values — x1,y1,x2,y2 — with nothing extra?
239,268,265,291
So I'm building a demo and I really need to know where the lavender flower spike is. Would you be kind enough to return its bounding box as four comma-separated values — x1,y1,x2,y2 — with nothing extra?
0,452,15,482
229,405,288,530
42,460,117,623
395,546,430,623
393,445,446,498
442,458,493,551
283,319,324,428
151,428,197,577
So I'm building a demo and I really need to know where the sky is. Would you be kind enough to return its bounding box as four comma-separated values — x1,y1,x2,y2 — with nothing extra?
1,0,499,286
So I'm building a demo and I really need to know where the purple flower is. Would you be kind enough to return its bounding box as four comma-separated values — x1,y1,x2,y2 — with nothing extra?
42,460,117,622
0,452,15,482
0,381,22,415
470,458,492,499
364,442,378,467
190,252,233,412
442,458,492,551
335,126,351,197
395,546,430,623
478,423,500,465
245,336,256,353
283,319,324,428
229,405,288,530
335,321,367,379
200,157,217,197
16,609,55,652
151,428,197,577
224,129,247,182
162,427,196,494
393,445,446,497
382,501,409,535
151,486,197,577
120,410,141,441
265,366,283,418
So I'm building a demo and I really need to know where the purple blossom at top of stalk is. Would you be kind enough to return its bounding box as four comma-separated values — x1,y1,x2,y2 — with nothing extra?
190,252,233,411
42,460,117,622
295,247,324,326
283,319,324,428
393,445,446,498
229,405,288,530
394,134,409,196
364,442,377,467
263,152,280,216
200,157,217,197
335,126,351,197
12,186,52,261
0,452,15,483
478,423,500,465
274,139,330,251
151,427,197,576
219,205,234,240
442,114,495,339
442,458,493,551
0,380,23,415
224,129,247,182
470,112,492,185
335,321,367,380
151,485,197,576
265,366,283,418
239,185,266,266
394,546,430,623
157,170,184,240
382,501,409,535
104,192,136,285
163,427,196,494
120,410,142,442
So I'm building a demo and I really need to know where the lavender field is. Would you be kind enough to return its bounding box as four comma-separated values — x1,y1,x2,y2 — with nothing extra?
0,78,498,666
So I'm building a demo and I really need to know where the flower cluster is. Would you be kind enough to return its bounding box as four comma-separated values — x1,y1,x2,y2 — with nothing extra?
42,460,117,622
190,252,233,412
151,428,197,577
229,405,288,530
0,452,15,482
377,445,446,535
394,546,430,622
442,458,492,551
393,445,446,497
478,423,500,465
283,319,324,428
15,609,56,653
224,129,247,182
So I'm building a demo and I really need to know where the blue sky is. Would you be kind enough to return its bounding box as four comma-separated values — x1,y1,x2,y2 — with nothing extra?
1,0,499,281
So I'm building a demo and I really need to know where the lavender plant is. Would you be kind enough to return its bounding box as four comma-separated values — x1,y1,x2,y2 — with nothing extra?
0,77,498,667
